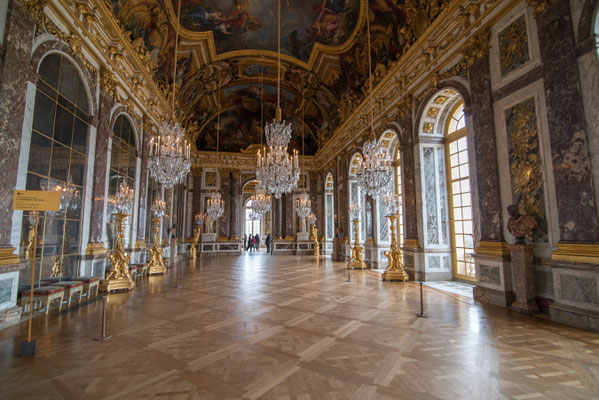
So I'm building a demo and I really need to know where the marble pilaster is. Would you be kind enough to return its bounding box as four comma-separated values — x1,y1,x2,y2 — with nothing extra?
88,90,114,250
536,0,599,243
136,126,149,242
230,171,241,238
468,54,504,242
0,0,34,263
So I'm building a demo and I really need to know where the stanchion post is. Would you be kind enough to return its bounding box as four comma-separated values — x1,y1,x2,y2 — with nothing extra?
347,263,351,282
93,296,112,341
20,211,39,357
415,281,428,318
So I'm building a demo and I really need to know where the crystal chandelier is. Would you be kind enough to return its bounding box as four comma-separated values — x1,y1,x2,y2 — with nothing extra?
349,201,361,221
206,191,224,220
250,185,271,214
148,0,191,189
249,209,261,221
112,181,134,215
148,121,191,188
355,1,392,197
255,0,300,199
382,192,401,216
151,198,166,219
356,141,393,196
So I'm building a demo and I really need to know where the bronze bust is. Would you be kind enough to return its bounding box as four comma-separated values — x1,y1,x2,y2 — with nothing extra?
507,204,536,244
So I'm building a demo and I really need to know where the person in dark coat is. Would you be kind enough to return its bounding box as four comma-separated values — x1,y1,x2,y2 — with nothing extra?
243,234,247,251
255,234,260,250
265,233,271,254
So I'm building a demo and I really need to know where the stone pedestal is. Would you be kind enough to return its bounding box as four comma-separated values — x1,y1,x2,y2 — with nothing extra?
508,244,538,314
202,233,217,242
297,232,309,241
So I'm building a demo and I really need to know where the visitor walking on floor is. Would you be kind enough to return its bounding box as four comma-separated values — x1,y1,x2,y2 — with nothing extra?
255,234,260,251
266,233,271,254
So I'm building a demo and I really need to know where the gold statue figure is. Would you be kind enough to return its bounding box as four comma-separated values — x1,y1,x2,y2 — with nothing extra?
349,219,365,269
100,213,135,292
148,218,166,275
25,223,35,259
310,224,320,256
50,255,62,278
190,226,201,259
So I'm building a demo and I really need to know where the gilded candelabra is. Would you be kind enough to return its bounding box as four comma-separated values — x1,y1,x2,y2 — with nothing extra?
100,213,134,292
382,214,408,282
349,219,365,269
148,198,166,275
308,213,319,256
148,218,166,275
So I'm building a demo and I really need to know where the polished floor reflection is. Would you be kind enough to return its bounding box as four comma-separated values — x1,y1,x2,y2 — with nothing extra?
2,254,599,399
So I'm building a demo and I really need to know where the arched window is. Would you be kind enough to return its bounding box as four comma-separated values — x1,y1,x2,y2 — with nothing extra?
244,199,261,238
394,147,404,245
24,53,90,277
325,173,334,242
107,115,137,249
349,154,364,242
445,102,475,280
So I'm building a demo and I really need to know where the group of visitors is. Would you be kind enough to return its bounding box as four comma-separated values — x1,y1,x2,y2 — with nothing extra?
244,233,260,253
244,233,272,254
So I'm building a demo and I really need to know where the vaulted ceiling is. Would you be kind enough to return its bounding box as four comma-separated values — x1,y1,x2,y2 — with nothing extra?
109,0,449,155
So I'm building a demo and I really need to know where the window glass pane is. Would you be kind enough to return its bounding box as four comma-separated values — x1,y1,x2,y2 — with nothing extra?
26,173,42,191
459,164,469,178
28,132,52,176
54,105,74,146
72,116,88,149
70,150,85,187
58,59,78,103
38,54,60,88
42,217,63,256
63,220,80,255
458,137,467,151
50,142,69,182
66,189,82,221
75,77,89,112
32,91,56,136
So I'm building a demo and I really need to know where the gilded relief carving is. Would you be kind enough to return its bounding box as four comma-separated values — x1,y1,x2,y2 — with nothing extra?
505,98,547,242
498,16,529,76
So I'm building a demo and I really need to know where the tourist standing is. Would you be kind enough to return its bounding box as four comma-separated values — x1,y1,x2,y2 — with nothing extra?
266,233,271,254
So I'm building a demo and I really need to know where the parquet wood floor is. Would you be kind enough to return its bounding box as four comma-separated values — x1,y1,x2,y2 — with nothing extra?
1,253,599,399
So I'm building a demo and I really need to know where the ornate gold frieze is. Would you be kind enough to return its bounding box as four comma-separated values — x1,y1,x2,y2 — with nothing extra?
498,16,530,76
525,0,555,14
461,29,491,66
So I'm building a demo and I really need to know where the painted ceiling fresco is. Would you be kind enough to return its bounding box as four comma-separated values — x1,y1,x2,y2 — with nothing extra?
110,0,450,155
177,0,360,63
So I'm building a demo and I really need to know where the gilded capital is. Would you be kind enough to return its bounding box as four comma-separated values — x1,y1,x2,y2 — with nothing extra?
100,67,118,97
525,0,554,14
461,29,491,66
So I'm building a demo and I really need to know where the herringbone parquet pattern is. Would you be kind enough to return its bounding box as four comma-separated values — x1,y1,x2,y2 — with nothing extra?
1,253,599,399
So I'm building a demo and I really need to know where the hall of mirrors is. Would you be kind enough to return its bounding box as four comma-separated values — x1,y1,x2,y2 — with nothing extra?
1,0,599,398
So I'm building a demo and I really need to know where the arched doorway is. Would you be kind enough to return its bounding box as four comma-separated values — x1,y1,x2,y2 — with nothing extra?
242,180,269,250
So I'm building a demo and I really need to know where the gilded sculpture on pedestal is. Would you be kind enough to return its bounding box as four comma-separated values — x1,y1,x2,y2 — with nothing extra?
100,213,135,292
382,214,409,282
50,255,62,278
148,218,166,275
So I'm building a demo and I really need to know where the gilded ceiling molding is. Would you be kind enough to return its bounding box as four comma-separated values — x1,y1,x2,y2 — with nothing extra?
525,0,556,14
100,67,118,97
461,29,491,66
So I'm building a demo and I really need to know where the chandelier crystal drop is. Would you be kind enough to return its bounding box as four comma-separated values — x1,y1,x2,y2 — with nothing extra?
250,186,271,214
356,140,393,197
295,191,312,219
206,191,224,221
148,121,191,188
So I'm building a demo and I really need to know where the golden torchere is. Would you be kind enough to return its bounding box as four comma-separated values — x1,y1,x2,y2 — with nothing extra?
349,219,365,269
310,224,320,256
190,226,201,259
100,213,135,292
382,215,409,282
148,218,166,275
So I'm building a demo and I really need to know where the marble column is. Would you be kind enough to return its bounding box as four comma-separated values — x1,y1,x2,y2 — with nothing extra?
468,54,503,242
217,170,230,237
399,115,418,242
87,89,114,253
191,170,202,224
285,193,294,238
508,244,538,314
230,171,241,239
136,125,149,245
0,0,34,264
536,0,599,243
